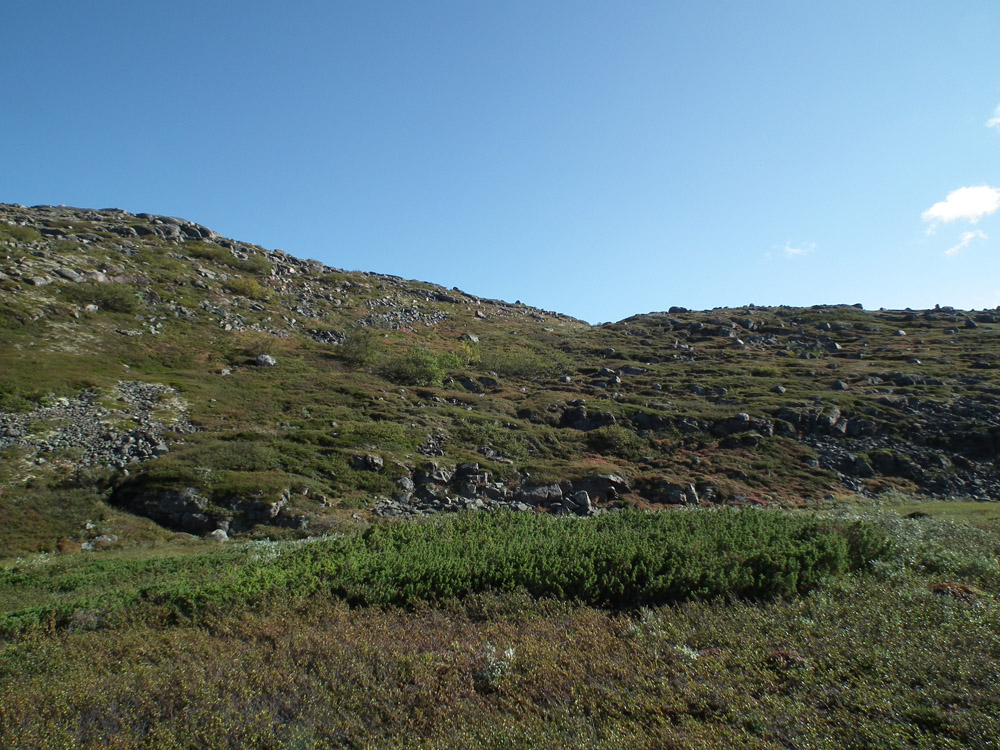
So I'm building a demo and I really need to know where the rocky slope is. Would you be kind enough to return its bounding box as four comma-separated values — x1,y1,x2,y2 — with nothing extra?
1,203,999,551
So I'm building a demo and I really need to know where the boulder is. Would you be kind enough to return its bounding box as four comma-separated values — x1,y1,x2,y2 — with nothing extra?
563,490,593,516
559,406,616,431
54,268,84,282
518,484,563,506
569,474,630,502
460,377,484,393
351,454,384,472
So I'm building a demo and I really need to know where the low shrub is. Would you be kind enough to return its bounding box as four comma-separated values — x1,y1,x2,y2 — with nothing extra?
226,277,269,300
62,282,140,313
586,425,648,459
0,223,41,243
330,510,853,607
0,509,874,638
338,329,384,367
479,344,567,380
381,344,451,386
183,241,272,275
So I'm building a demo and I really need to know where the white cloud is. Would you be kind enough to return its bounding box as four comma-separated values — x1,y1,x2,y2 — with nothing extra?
766,241,814,260
988,105,1000,129
944,229,988,256
922,185,1000,228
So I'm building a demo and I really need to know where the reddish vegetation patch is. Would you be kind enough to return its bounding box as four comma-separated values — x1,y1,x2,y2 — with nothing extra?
56,538,82,554
930,581,981,602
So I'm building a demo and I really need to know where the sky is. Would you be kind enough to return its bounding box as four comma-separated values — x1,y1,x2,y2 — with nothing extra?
2,1,999,324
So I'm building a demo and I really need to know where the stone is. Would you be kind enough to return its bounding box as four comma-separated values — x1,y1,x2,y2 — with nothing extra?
570,474,630,502
853,457,875,478
54,268,84,282
460,377,484,393
564,490,593,515
519,484,563,505
208,528,229,542
254,353,277,367
352,454,384,472
643,480,698,505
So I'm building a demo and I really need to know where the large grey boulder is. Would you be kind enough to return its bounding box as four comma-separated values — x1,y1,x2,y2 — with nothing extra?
54,268,84,282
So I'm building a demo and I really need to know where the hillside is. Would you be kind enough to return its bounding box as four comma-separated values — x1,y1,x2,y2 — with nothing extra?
2,204,1000,748
1,202,999,552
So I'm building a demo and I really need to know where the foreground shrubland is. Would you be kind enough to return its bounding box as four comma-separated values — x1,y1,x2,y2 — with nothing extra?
1,509,865,636
1,504,998,748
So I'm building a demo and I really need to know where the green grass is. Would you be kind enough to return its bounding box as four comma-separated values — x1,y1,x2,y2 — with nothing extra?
0,222,42,243
883,495,1000,532
181,241,273,275
59,281,142,313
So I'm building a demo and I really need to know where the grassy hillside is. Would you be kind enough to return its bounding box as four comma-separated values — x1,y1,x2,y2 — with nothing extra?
2,203,999,554
1,204,998,747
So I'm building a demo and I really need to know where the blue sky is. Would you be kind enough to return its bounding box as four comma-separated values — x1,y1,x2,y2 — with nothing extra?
3,1,999,323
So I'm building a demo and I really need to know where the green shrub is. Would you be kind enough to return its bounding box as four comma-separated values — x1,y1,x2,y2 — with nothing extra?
339,329,384,367
823,504,1000,586
586,425,648,459
0,390,38,413
226,277,269,300
381,344,449,386
62,282,140,313
0,223,41,243
183,241,272,275
50,240,79,254
324,509,855,607
337,420,413,450
0,509,869,639
480,345,567,380
183,241,230,264
237,255,273,275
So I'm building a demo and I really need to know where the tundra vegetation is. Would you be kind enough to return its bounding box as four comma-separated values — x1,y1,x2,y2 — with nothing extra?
0,205,998,747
